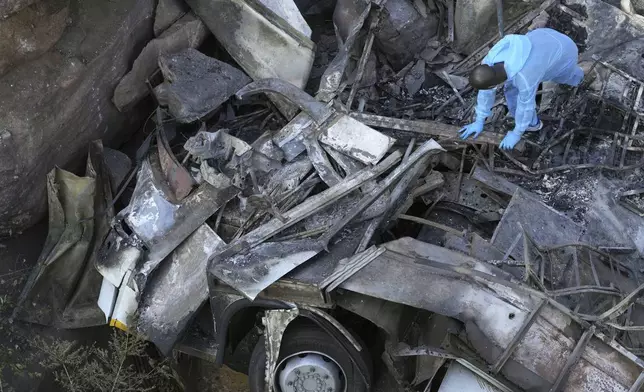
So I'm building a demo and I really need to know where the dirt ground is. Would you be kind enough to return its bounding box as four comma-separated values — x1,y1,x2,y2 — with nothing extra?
195,363,250,392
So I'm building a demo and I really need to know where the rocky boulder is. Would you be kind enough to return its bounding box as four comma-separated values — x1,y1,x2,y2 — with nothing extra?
0,0,39,18
0,0,155,235
112,13,209,112
0,0,69,77
374,0,439,70
154,0,189,36
454,0,541,54
154,48,251,123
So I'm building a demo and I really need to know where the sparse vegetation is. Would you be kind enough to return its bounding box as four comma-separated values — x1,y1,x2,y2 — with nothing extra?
33,330,183,392
0,265,183,392
0,282,40,392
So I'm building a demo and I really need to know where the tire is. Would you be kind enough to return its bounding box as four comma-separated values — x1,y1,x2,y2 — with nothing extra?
248,323,371,392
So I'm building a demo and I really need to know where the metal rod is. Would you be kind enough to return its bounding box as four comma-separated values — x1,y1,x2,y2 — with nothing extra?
562,132,575,164
455,147,467,201
621,85,644,167
354,217,382,254
403,138,416,163
398,214,465,237
470,143,492,171
319,141,443,248
442,71,465,105
491,300,546,373
548,326,596,392
503,233,523,260
588,249,601,286
447,0,455,42
583,132,594,164
628,372,644,392
549,286,621,297
540,249,546,284
495,0,505,37
489,145,495,170
573,248,581,287
346,16,379,110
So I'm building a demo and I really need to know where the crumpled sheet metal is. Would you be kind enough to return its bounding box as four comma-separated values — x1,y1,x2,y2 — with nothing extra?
491,189,584,261
96,223,144,289
213,240,322,301
13,141,113,328
341,237,643,392
157,127,194,201
317,0,371,100
208,151,402,300
436,362,504,392
184,129,251,160
237,78,396,165
185,0,315,119
272,109,318,162
124,153,240,290
137,224,225,355
263,308,300,392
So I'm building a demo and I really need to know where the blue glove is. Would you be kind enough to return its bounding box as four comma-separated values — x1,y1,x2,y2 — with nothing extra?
458,121,484,140
500,131,522,150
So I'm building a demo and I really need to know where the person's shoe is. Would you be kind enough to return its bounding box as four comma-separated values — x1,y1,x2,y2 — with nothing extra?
526,120,543,132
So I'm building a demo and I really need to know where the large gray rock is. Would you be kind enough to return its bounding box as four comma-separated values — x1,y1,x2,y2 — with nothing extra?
374,0,439,71
154,48,251,122
0,0,39,18
113,13,209,112
0,0,155,235
153,0,189,36
0,0,69,78
454,0,539,55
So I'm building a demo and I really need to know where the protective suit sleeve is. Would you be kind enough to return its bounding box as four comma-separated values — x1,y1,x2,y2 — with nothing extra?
512,72,539,135
504,81,519,118
474,88,496,123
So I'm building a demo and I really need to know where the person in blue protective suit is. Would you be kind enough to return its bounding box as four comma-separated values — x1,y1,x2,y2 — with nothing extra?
459,28,584,150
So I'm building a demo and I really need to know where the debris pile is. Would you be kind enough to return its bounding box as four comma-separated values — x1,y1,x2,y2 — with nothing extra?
11,0,644,391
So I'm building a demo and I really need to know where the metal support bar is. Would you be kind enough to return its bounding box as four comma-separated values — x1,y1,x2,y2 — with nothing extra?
491,300,546,373
548,326,596,392
628,372,644,392
346,5,383,110
447,0,455,42
390,343,516,392
495,0,504,37
621,84,644,167
392,344,458,359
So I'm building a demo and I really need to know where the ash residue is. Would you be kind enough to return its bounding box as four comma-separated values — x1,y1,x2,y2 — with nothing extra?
512,172,600,222
365,84,475,126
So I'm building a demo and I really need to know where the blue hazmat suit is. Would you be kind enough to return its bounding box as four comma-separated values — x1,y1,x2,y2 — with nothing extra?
460,28,584,149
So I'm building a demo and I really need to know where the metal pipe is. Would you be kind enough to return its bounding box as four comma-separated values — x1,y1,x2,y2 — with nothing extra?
496,0,505,37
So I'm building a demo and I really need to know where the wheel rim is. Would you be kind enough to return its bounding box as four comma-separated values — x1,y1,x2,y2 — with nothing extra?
275,351,347,392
